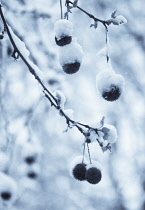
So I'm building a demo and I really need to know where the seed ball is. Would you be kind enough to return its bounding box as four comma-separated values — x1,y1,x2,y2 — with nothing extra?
27,172,37,179
72,163,86,181
85,167,102,184
0,34,4,40
55,36,72,46
54,19,73,46
62,62,80,74
1,192,11,200
102,84,121,101
25,156,36,165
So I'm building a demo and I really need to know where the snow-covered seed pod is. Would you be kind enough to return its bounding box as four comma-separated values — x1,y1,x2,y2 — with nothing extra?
59,39,84,74
54,19,73,46
70,156,87,181
0,172,18,206
101,124,118,144
85,161,102,184
27,171,38,179
96,70,125,101
25,156,36,165
0,34,4,40
63,62,80,74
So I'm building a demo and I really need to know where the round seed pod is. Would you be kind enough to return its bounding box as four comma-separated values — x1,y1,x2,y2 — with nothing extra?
85,161,102,184
0,172,18,205
102,84,121,101
62,62,80,74
55,36,72,47
0,34,4,40
70,156,87,181
72,163,87,181
96,70,124,102
25,156,36,165
54,19,73,46
27,171,37,179
85,167,102,184
1,192,11,201
59,38,84,74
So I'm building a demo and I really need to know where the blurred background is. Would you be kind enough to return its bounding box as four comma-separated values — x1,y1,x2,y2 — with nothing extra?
0,0,145,209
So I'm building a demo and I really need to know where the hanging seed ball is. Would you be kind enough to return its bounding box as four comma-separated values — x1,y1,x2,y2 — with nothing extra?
0,172,18,204
1,192,11,200
62,61,80,74
27,171,37,179
54,19,73,46
96,70,125,102
102,84,121,101
72,163,87,181
59,39,84,74
55,36,72,47
25,156,36,165
0,34,4,40
86,167,102,184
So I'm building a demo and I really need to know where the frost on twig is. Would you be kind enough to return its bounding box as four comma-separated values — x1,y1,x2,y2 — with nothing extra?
106,10,127,26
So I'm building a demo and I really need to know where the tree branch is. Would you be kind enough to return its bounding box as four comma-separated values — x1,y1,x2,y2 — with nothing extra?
66,0,108,27
0,4,110,152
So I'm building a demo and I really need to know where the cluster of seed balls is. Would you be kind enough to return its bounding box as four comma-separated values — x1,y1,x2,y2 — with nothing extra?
54,19,84,74
17,142,42,180
71,159,102,184
96,68,125,102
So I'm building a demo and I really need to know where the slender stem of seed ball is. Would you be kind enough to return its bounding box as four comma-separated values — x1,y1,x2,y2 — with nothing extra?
60,0,63,19
87,143,92,164
65,0,69,20
82,143,86,164
104,25,110,63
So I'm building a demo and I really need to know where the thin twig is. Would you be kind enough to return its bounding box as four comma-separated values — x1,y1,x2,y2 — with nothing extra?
66,0,110,62
87,143,92,164
67,0,107,25
60,0,63,19
82,143,86,164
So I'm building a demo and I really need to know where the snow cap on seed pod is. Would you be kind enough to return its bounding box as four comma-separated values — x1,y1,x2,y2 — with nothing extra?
59,38,84,74
70,156,87,181
54,19,73,46
0,172,18,206
86,160,102,184
0,152,9,172
96,69,125,101
101,124,118,144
